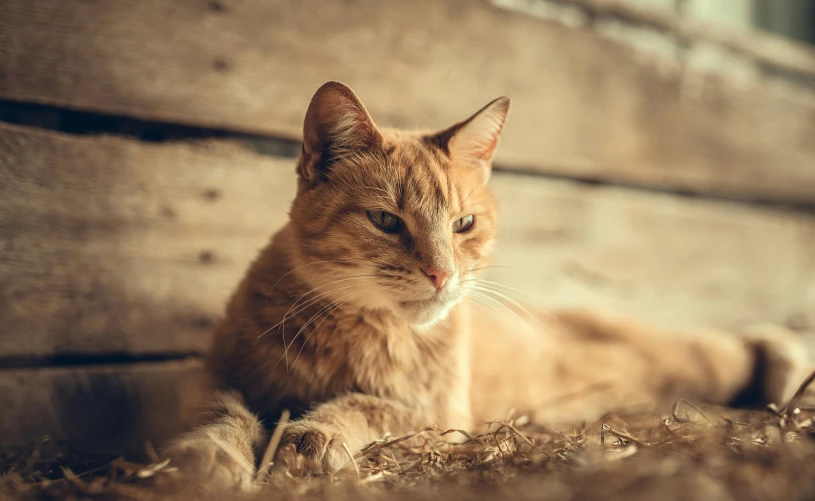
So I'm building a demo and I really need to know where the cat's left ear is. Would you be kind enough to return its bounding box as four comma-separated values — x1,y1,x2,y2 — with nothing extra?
299,81,383,183
429,96,511,181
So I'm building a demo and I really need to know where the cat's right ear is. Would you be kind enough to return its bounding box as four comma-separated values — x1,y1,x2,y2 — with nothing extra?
298,81,383,183
427,96,510,183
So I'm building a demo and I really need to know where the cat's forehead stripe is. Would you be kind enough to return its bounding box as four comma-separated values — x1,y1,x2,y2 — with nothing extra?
389,141,450,218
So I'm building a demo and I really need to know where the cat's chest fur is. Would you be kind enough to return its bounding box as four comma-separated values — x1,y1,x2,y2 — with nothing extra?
212,265,462,423
283,310,452,406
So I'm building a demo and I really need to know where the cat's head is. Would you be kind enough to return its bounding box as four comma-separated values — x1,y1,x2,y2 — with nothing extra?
289,81,509,329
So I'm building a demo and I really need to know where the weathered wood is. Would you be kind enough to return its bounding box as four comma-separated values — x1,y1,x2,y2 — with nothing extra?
2,123,815,361
490,175,815,331
531,0,815,80
1,124,296,358
1,0,814,202
0,359,204,451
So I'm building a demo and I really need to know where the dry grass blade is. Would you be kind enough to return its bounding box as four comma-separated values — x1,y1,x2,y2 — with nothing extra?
357,427,436,458
342,443,360,478
205,431,255,477
782,369,815,416
602,425,649,447
671,398,713,425
481,421,537,448
3,399,815,500
256,409,291,481
439,427,490,446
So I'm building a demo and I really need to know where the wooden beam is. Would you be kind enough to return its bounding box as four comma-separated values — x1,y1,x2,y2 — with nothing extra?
1,0,814,202
0,359,204,451
2,123,814,361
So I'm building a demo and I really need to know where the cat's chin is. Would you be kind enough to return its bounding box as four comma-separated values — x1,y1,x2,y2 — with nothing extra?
400,296,462,331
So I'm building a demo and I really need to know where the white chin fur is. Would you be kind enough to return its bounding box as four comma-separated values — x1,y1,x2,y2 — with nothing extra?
407,296,461,331
340,273,465,330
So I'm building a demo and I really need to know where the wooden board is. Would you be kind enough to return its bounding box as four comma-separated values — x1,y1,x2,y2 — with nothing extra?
1,0,815,203
490,175,815,331
1,124,296,358
2,123,815,361
0,359,204,451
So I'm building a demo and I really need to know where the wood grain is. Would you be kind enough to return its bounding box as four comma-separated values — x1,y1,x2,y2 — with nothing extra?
0,359,204,451
1,124,296,358
1,0,814,202
2,123,815,361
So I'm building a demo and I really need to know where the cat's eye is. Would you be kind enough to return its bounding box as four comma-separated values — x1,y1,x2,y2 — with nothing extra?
367,210,403,233
453,215,475,233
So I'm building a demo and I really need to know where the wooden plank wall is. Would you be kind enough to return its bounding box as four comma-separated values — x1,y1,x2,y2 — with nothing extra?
2,0,815,202
1,0,814,454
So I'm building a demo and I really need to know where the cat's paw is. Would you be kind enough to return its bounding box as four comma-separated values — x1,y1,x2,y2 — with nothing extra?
275,421,350,475
164,436,257,492
742,324,814,406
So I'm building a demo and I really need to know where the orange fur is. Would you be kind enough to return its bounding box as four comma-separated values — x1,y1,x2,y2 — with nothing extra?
165,82,812,490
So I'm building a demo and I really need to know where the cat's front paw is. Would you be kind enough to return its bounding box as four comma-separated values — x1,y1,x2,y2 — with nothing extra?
276,421,350,475
164,436,256,492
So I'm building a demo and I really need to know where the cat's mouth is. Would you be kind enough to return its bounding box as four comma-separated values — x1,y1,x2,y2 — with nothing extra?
396,288,463,327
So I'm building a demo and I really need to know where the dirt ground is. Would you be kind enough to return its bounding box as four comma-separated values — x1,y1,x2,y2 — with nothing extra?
2,377,814,501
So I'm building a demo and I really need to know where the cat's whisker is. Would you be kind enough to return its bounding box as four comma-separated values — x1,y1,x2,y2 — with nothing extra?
286,274,377,314
263,259,357,301
276,281,367,334
469,279,562,326
469,284,567,339
468,288,536,338
465,278,527,295
470,282,536,318
457,300,482,322
282,284,368,354
257,280,370,340
470,285,535,326
467,265,516,274
287,289,370,372
264,258,404,301
270,286,367,372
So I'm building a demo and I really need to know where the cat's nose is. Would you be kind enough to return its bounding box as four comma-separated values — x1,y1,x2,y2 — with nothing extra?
421,266,452,291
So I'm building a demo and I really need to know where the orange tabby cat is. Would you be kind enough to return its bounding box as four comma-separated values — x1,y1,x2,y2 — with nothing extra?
165,81,812,490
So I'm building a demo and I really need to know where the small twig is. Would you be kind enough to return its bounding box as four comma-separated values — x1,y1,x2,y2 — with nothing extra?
342,443,360,478
256,409,290,481
206,432,255,477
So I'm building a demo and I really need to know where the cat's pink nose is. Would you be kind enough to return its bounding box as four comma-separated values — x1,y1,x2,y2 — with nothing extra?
422,266,452,291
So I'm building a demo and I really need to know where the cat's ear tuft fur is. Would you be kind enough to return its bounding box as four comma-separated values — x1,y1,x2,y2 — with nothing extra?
430,96,510,181
299,81,383,182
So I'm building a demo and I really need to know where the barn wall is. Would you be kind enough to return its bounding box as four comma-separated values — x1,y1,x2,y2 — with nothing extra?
1,0,814,454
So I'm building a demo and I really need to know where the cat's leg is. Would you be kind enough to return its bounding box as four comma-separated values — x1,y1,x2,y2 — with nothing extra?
275,393,420,475
163,390,264,492
471,308,813,424
549,310,812,410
